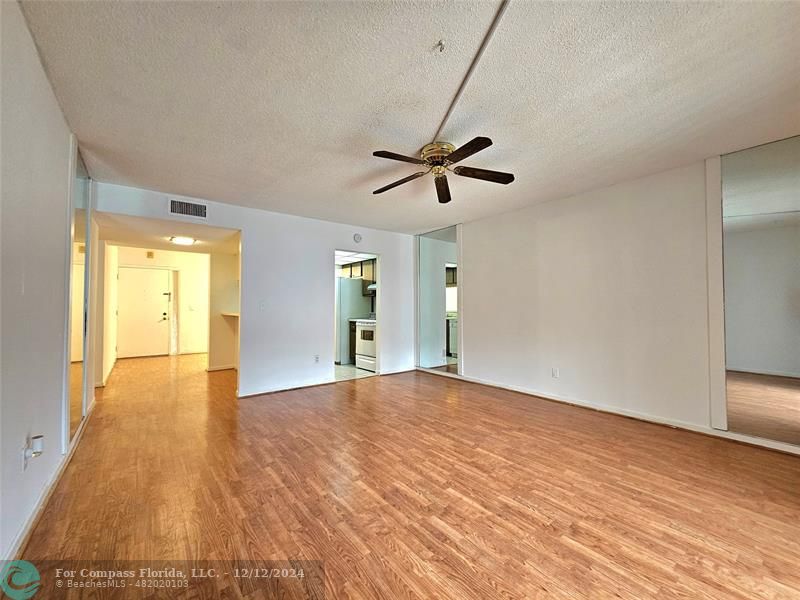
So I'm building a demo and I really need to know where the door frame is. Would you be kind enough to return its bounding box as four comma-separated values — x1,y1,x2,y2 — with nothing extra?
332,250,381,374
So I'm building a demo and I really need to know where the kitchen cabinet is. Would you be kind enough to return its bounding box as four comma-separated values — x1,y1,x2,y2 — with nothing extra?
446,266,457,287
362,260,374,281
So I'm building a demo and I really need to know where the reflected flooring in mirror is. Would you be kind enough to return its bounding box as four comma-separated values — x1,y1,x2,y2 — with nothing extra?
431,363,459,374
334,364,376,382
69,361,83,439
727,371,800,446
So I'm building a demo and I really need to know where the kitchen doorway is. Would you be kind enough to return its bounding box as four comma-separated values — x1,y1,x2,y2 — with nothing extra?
334,250,378,382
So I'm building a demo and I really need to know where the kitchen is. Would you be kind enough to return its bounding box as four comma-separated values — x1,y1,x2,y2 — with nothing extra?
334,250,379,381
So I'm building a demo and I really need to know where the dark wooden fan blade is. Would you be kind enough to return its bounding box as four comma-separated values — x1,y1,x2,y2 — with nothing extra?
373,170,427,194
434,175,451,204
445,137,492,164
453,165,514,184
373,150,426,165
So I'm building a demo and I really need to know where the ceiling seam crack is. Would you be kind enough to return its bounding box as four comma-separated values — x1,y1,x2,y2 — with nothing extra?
431,0,511,143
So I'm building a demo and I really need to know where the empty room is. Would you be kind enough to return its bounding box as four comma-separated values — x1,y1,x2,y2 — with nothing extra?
2,1,799,599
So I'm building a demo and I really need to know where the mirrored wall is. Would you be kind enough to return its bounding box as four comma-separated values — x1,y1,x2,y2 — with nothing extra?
67,152,91,443
417,225,460,375
722,135,800,446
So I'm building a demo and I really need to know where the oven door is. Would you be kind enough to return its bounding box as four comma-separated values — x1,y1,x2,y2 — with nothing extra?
355,323,376,357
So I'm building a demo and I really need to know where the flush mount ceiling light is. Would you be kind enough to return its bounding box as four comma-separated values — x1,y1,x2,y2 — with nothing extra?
169,236,196,246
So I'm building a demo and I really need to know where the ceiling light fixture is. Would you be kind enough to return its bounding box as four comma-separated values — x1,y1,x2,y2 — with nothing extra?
169,236,196,246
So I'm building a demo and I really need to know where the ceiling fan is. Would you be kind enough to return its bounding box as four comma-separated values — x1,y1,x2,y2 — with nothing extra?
372,137,514,204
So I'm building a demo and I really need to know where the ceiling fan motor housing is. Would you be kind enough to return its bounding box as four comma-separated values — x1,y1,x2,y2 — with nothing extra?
421,142,455,165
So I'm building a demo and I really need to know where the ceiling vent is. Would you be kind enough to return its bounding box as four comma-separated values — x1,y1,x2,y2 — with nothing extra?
169,198,207,219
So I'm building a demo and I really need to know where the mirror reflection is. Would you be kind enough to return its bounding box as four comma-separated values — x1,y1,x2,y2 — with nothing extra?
68,153,90,441
418,225,459,375
722,135,800,446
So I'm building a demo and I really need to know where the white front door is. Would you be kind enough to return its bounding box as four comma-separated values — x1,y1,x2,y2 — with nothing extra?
117,267,171,358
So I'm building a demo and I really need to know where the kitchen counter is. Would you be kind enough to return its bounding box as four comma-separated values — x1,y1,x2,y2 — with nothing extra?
350,318,376,322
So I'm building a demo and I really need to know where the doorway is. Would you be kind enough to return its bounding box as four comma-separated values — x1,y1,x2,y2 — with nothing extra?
334,250,378,382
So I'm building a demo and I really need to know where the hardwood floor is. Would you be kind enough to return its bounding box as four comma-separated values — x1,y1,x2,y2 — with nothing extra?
22,355,800,599
727,370,800,445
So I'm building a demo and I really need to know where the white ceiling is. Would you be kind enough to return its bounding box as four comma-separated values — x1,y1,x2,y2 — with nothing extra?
22,1,800,234
95,212,240,254
422,225,458,243
334,250,377,266
722,135,800,233
723,212,800,234
722,135,800,217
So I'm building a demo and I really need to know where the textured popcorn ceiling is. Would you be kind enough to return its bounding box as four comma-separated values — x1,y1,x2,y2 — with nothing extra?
21,1,800,233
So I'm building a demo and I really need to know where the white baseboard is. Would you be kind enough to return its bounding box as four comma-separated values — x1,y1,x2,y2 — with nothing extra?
3,400,96,561
417,368,800,457
207,364,237,372
727,367,800,380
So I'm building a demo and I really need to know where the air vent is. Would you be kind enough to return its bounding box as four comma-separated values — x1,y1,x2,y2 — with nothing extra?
169,199,207,219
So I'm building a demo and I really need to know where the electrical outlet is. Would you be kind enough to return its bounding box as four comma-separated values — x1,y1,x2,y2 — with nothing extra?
314,354,320,363
551,367,560,379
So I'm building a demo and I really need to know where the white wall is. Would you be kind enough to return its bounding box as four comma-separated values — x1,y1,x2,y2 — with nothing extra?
115,246,210,355
461,162,712,428
1,0,74,559
94,183,416,395
445,286,457,313
724,224,800,377
96,243,119,385
418,237,457,368
208,251,240,371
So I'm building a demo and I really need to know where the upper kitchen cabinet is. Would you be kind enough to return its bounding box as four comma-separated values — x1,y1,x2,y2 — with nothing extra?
446,266,457,287
362,260,374,282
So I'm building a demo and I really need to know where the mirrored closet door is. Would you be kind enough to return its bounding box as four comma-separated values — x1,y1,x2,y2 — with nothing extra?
67,152,91,443
722,135,800,447
417,225,460,376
